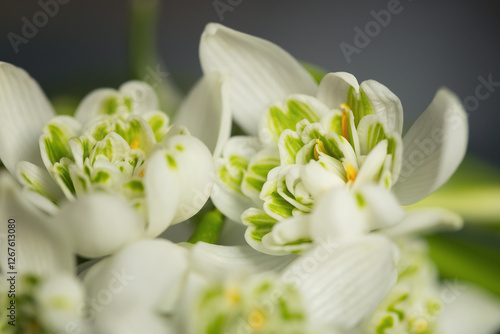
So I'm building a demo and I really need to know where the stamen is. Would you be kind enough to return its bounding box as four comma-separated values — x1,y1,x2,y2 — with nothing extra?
313,139,327,160
130,139,140,150
346,163,357,183
224,286,240,305
248,309,266,330
341,110,349,140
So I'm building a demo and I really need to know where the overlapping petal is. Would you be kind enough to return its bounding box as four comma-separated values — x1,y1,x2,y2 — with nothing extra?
200,23,317,135
0,62,55,174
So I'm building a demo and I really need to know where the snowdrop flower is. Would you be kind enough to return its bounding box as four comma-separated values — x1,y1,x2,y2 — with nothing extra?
359,238,444,334
200,24,467,254
0,62,231,257
0,171,86,333
177,235,399,333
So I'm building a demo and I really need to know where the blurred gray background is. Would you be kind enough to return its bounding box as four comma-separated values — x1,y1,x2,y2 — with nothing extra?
0,0,499,165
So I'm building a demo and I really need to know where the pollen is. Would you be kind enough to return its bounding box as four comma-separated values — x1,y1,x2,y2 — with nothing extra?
248,309,266,330
346,164,357,183
138,169,145,177
314,139,328,160
130,139,140,150
224,286,240,306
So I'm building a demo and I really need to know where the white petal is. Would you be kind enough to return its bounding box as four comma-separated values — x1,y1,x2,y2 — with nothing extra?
317,72,359,109
16,160,63,212
74,88,117,125
211,182,254,223
144,149,180,237
394,88,468,205
438,283,500,334
354,139,388,187
83,240,189,334
0,171,74,275
300,160,345,198
383,208,463,238
36,274,86,333
55,193,145,258
359,80,404,134
189,242,296,281
310,187,368,244
119,80,159,113
281,235,399,330
0,62,55,174
262,215,313,253
162,135,215,225
200,23,317,135
356,184,405,230
175,72,232,157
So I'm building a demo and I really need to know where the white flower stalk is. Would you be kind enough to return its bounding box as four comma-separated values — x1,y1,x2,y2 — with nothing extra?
200,24,468,254
0,171,85,334
0,62,232,258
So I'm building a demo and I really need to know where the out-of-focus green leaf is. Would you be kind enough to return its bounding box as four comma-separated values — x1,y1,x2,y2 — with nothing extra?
408,156,500,225
426,226,500,297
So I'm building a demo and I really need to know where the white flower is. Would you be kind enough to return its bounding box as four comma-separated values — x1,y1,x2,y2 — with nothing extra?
0,171,86,333
0,62,232,257
199,24,468,254
182,236,398,333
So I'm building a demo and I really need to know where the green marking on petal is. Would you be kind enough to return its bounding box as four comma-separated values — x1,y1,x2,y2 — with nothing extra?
356,192,365,208
357,88,374,122
52,161,76,196
279,130,304,165
147,113,169,142
166,154,177,169
92,171,110,183
376,316,395,334
266,98,320,143
42,124,74,165
19,172,58,204
242,209,277,242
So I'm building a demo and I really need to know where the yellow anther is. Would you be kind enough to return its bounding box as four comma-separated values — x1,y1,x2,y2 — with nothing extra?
340,103,351,111
313,139,328,160
224,286,240,306
341,110,349,140
414,319,428,332
138,169,145,178
130,139,140,149
346,164,357,183
248,309,266,330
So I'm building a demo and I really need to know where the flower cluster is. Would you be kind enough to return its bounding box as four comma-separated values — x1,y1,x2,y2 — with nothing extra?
1,23,498,334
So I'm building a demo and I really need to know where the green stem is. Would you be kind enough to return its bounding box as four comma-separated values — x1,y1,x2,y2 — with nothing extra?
188,209,225,244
